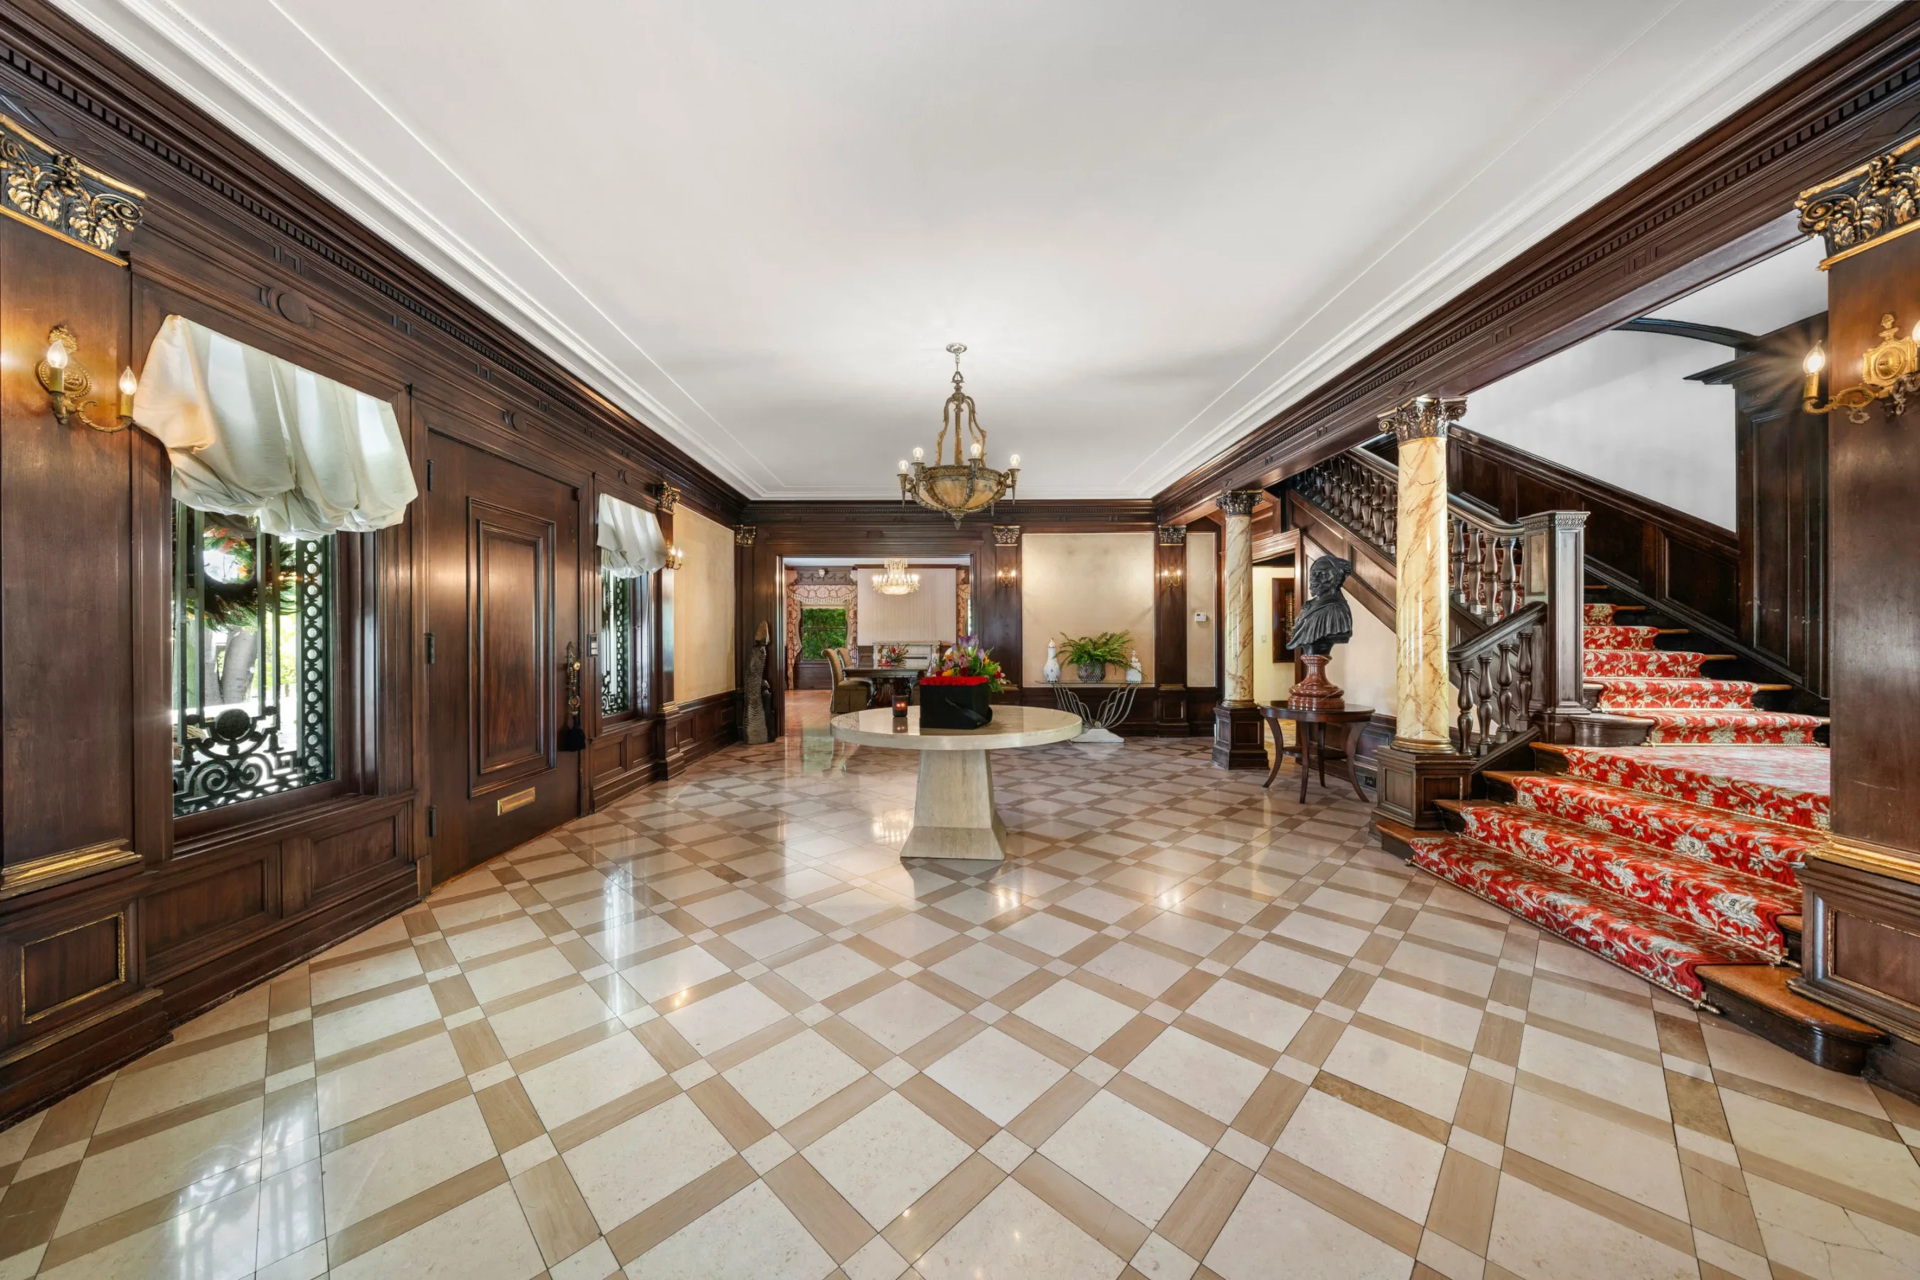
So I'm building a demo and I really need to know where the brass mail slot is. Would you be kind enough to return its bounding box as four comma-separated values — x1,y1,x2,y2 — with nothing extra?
496,787,536,816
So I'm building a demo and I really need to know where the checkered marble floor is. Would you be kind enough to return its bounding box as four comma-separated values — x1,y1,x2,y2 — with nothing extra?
2,692,1917,1280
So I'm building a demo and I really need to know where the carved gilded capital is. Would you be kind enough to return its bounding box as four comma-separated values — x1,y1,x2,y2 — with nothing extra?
0,116,144,257
734,525,757,546
1798,135,1920,267
992,525,1021,546
1216,489,1262,518
657,483,681,513
1381,396,1465,443
1157,525,1187,545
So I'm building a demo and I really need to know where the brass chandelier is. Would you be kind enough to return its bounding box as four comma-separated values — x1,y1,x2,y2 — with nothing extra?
871,558,920,595
898,344,1019,526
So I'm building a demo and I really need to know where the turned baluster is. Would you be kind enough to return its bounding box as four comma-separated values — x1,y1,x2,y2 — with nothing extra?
1448,518,1466,605
1476,528,1495,618
1384,495,1397,554
1475,652,1495,754
1495,640,1517,739
1464,527,1485,617
1517,624,1535,719
1453,658,1472,754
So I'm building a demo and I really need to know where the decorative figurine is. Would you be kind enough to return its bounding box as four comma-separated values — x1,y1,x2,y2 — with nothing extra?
1286,555,1354,710
1125,650,1143,684
744,620,773,744
1043,639,1061,684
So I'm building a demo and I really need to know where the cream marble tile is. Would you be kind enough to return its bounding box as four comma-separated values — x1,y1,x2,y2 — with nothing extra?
57,1097,264,1234
723,1028,867,1128
1487,1171,1695,1280
1356,975,1483,1050
1517,1025,1669,1120
723,913,821,961
1204,1172,1412,1280
446,915,549,964
1525,974,1659,1050
804,1089,973,1228
842,981,965,1055
1013,979,1137,1053
1406,910,1506,958
332,1180,546,1280
1746,1173,1920,1280
931,943,1038,998
1721,1089,1920,1206
1125,1027,1269,1125
41,1179,260,1280
999,911,1098,957
321,1093,496,1235
915,1178,1122,1280
564,1094,735,1231
1275,1086,1445,1222
97,1032,268,1132
1700,1022,1890,1117
317,1030,466,1131
1081,943,1190,999
1504,1086,1685,1213
519,1030,665,1130
621,943,732,1003
254,1157,325,1272
925,1027,1070,1126
464,945,577,1006
1323,1024,1466,1122
1233,941,1344,999
489,983,616,1057
864,912,961,958
628,1179,835,1280
1039,1089,1209,1228
777,943,887,1000
1184,978,1312,1054
312,983,443,1059
1385,938,1496,999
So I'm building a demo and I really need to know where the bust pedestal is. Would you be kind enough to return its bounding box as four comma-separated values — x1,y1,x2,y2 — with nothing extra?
1286,653,1344,710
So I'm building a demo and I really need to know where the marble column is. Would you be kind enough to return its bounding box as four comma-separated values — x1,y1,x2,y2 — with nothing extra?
1212,490,1265,768
1371,397,1472,840
1390,397,1461,751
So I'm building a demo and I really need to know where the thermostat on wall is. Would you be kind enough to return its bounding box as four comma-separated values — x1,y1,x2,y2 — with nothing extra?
1193,612,1209,623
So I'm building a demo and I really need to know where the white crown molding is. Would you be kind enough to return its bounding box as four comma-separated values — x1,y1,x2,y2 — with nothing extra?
50,0,1888,504
1124,0,1889,498
49,0,773,498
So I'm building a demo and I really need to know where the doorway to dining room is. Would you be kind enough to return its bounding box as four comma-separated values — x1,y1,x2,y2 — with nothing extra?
782,554,975,705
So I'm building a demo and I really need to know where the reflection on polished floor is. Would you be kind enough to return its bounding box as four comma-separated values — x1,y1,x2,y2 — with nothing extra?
2,691,1917,1280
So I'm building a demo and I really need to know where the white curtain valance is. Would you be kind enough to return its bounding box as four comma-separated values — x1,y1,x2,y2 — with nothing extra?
133,315,418,539
598,492,667,577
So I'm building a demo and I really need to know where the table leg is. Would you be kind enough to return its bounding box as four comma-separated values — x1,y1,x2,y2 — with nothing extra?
902,750,1009,861
1298,724,1311,804
1263,721,1284,789
1318,724,1328,787
1343,723,1369,803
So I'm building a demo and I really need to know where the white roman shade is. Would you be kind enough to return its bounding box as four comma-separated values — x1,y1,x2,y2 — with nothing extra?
133,315,418,538
598,492,668,577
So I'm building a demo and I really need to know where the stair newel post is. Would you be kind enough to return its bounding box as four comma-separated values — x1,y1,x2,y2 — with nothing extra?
1373,396,1474,840
1518,510,1589,742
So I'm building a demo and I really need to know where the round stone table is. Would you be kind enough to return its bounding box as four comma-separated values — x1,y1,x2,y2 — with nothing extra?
831,706,1083,861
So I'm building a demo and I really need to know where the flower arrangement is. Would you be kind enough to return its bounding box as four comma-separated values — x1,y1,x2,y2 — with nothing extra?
875,644,908,667
925,636,1008,692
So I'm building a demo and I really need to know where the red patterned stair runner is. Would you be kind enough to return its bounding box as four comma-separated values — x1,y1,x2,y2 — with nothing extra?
1581,604,1824,744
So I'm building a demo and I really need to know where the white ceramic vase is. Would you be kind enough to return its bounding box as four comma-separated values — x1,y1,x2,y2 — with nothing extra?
1043,640,1061,683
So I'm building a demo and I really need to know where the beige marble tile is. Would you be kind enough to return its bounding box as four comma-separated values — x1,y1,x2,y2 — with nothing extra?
331,1179,545,1280
1745,1173,1920,1280
519,1030,665,1130
1504,1086,1685,1214
1517,1025,1669,1121
1233,941,1344,999
622,943,732,1002
1204,1171,1412,1280
1124,1028,1269,1126
311,943,427,1007
96,1034,268,1133
1356,976,1482,1051
915,1177,1121,1280
1322,1024,1466,1123
723,1029,868,1128
1487,1171,1695,1280
842,982,965,1055
1039,1089,1208,1229
320,1093,496,1235
1080,943,1190,999
664,981,789,1056
564,1094,735,1232
490,984,616,1058
57,1097,264,1234
1013,980,1138,1053
930,943,1038,999
1721,1090,1920,1206
1183,978,1312,1055
804,1090,973,1229
777,944,886,1000
317,1030,466,1131
40,1178,260,1280
925,1027,1070,1127
312,984,442,1060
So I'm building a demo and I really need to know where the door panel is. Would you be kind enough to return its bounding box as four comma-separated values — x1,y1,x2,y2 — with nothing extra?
426,431,579,882
472,505,552,786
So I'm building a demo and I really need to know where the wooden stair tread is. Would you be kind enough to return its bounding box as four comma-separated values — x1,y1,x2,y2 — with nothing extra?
1696,965,1882,1041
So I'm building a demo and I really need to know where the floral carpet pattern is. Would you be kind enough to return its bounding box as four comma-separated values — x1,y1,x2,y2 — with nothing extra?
1582,617,1825,744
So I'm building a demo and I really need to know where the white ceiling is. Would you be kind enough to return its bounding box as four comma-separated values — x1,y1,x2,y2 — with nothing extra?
1648,235,1830,336
60,1,1889,498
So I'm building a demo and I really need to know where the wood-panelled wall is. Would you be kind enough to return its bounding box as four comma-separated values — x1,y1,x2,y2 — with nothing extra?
0,0,744,1124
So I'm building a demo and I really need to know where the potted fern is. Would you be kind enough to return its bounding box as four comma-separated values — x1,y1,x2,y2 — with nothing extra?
1058,631,1131,683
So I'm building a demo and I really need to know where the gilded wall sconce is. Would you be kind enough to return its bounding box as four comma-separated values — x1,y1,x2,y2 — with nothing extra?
36,324,137,432
665,545,687,571
1804,312,1920,423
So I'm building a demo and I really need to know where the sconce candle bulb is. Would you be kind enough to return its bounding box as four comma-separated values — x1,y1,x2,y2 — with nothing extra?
1805,314,1920,423
36,325,131,432
118,366,138,416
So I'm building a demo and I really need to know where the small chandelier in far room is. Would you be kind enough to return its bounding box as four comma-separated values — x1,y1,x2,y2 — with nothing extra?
871,558,920,595
898,344,1019,526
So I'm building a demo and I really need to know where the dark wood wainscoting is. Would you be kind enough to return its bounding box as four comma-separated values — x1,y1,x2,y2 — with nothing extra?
663,691,740,777
0,2,746,1124
589,717,662,808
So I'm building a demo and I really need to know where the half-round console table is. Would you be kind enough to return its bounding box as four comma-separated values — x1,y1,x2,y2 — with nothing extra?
1045,681,1142,743
831,706,1083,860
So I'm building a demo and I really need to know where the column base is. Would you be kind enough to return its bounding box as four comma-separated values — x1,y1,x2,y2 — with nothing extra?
903,750,1009,862
1212,702,1266,769
1371,744,1472,844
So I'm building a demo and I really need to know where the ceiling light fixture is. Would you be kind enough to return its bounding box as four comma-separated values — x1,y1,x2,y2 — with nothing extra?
898,344,1019,526
871,558,920,595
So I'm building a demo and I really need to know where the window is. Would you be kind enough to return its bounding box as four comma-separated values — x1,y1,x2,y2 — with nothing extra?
601,568,634,716
800,608,847,659
172,504,334,816
599,565,652,721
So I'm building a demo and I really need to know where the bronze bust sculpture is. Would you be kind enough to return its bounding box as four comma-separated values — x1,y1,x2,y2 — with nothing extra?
1286,555,1354,708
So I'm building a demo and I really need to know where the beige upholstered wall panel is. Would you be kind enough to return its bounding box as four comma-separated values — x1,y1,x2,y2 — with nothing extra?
1186,531,1217,688
675,506,736,700
857,568,958,644
1021,533,1154,685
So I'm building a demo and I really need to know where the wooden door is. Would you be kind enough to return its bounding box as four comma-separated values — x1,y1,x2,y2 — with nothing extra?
426,432,580,882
